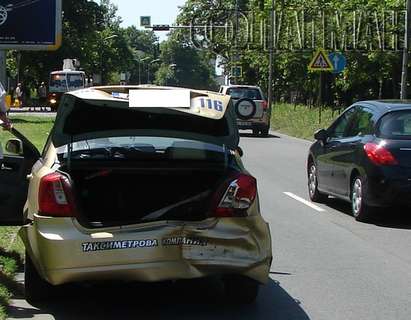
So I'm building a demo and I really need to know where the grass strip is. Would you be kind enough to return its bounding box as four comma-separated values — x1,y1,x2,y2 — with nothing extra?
0,229,24,320
270,103,341,140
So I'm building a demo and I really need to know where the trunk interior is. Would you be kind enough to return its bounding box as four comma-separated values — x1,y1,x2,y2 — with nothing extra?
68,164,228,228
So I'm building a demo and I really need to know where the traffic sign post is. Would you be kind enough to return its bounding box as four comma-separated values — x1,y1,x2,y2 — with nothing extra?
329,52,347,74
308,49,334,114
140,16,151,28
308,49,334,72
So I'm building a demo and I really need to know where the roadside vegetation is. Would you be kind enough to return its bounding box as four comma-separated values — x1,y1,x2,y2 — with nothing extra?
270,103,339,140
0,228,25,320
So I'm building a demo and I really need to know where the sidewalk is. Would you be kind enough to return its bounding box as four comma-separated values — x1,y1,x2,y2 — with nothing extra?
8,107,53,113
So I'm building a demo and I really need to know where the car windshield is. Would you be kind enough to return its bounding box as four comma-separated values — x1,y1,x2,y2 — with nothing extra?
50,74,67,88
50,73,84,89
56,136,226,161
378,110,411,139
226,88,262,100
67,74,84,88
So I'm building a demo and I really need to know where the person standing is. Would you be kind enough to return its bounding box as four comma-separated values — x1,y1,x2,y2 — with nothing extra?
38,82,47,111
15,83,23,107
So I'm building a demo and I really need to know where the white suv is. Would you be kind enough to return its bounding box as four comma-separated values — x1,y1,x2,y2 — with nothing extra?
219,85,271,137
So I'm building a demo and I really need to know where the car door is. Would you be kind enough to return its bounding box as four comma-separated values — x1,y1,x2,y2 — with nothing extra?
316,107,357,193
0,128,40,225
331,106,376,196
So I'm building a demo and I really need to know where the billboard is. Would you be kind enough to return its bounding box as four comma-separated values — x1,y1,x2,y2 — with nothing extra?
0,0,62,50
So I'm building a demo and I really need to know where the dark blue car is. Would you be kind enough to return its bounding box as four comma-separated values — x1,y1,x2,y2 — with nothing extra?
308,100,411,221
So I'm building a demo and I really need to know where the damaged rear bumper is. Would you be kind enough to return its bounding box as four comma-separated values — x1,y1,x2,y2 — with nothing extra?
20,215,272,286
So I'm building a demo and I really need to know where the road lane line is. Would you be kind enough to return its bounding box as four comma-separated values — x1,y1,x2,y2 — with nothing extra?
283,192,326,212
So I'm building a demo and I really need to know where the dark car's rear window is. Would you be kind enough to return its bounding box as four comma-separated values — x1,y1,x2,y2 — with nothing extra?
378,111,411,139
226,88,262,100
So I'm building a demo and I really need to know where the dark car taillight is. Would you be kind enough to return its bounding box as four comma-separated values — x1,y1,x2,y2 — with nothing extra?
210,174,257,217
262,100,268,110
364,142,398,166
38,172,78,217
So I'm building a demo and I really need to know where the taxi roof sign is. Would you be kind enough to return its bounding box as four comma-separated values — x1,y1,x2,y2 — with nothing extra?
130,89,191,108
308,49,334,72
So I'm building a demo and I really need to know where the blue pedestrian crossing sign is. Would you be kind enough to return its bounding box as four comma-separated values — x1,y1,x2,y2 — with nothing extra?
328,53,347,74
308,49,334,72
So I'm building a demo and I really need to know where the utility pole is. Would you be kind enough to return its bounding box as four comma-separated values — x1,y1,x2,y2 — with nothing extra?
234,0,239,85
268,0,275,109
401,0,411,100
0,51,6,87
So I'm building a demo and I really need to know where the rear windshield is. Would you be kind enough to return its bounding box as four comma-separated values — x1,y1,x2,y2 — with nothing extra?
63,98,230,137
226,88,262,100
378,111,411,139
57,137,226,162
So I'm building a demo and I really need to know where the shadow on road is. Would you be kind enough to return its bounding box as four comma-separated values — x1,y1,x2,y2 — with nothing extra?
325,198,411,230
8,278,310,320
10,118,54,125
240,133,280,139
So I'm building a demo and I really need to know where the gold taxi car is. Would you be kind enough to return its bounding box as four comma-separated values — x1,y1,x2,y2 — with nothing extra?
0,86,272,304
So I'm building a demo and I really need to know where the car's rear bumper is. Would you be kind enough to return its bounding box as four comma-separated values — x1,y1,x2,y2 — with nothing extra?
20,215,272,286
366,175,411,207
237,116,270,130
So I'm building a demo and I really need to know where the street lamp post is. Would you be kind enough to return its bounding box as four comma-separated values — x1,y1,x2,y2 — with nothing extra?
138,57,150,84
148,59,161,84
100,34,118,85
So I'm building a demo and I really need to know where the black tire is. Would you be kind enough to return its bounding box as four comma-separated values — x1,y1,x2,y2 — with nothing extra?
260,126,270,137
25,252,57,304
235,98,257,120
308,162,328,203
351,176,373,222
223,275,259,304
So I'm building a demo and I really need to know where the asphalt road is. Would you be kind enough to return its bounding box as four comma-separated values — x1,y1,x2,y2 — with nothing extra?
8,131,411,320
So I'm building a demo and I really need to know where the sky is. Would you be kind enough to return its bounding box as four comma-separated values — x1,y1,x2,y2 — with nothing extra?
110,0,187,41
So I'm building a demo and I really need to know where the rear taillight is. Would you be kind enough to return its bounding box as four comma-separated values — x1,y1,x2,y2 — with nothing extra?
211,174,257,218
262,100,268,110
38,172,78,217
364,142,398,166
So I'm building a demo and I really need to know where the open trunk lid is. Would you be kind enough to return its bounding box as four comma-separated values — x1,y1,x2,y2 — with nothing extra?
52,87,239,150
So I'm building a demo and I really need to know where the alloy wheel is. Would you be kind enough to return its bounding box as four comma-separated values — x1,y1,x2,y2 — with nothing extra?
308,165,318,198
352,178,363,217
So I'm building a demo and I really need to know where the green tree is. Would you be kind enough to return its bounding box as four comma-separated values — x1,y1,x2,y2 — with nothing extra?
154,34,217,90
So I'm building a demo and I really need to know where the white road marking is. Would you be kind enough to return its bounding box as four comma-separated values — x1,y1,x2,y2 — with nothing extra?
283,192,326,212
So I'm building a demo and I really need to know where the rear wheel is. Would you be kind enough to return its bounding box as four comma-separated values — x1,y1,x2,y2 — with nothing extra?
260,127,270,137
223,275,259,304
308,162,328,202
25,252,57,304
351,176,373,222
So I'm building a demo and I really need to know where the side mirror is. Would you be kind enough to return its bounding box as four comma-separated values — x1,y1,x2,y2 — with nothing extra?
5,139,24,155
314,129,328,142
236,146,244,157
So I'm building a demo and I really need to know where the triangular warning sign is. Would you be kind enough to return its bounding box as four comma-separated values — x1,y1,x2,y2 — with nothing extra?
308,49,334,72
